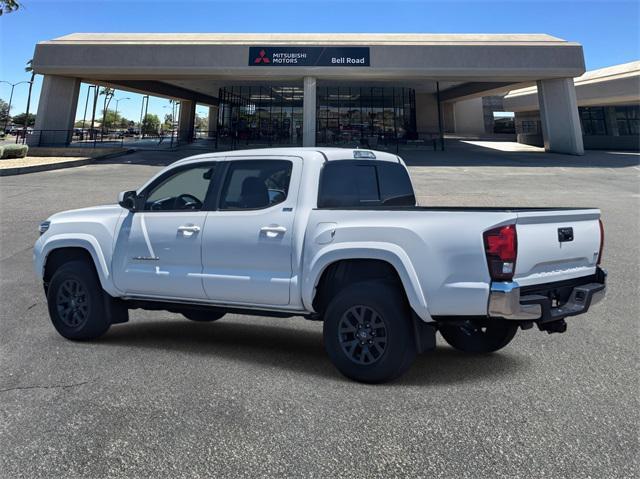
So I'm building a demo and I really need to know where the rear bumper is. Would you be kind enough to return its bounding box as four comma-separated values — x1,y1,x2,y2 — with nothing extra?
488,267,606,322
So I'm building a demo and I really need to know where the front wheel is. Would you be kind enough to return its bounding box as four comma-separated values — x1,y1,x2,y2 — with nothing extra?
47,260,111,340
323,281,416,383
439,320,517,353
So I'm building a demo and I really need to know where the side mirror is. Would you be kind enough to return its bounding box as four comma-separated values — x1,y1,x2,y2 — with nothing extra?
118,190,138,212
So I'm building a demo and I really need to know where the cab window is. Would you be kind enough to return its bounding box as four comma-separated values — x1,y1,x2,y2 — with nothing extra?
219,160,292,210
144,165,216,211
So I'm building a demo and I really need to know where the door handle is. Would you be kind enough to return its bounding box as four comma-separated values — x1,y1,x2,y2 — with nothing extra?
260,225,287,237
178,224,201,236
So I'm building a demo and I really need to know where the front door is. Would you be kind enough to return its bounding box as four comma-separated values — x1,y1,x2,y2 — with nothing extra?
112,163,218,299
201,158,300,306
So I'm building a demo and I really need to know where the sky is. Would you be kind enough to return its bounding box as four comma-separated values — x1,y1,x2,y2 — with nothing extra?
0,0,638,123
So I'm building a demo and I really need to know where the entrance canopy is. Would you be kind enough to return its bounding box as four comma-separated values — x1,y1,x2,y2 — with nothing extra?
30,33,587,154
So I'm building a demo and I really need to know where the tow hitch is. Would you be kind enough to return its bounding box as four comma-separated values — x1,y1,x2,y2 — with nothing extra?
538,318,567,334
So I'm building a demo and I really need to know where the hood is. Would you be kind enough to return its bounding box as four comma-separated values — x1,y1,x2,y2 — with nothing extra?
48,204,124,222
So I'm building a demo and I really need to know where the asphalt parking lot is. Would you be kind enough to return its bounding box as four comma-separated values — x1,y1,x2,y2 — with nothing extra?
1,144,638,478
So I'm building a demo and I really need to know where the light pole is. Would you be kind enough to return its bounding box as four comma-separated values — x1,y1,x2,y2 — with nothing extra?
81,85,96,139
139,95,149,138
0,80,32,133
113,97,130,130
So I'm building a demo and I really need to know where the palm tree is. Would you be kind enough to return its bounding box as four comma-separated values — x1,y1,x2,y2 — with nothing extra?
99,87,115,133
0,0,21,15
22,59,35,141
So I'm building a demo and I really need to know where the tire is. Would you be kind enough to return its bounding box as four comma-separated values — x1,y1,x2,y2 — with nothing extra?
47,260,111,340
439,320,517,354
323,281,417,383
181,310,225,322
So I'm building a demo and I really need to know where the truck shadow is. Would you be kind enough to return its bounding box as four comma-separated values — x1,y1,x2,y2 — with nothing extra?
100,318,531,385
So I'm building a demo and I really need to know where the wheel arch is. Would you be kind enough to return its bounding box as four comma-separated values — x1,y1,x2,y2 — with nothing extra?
39,235,118,296
304,244,430,321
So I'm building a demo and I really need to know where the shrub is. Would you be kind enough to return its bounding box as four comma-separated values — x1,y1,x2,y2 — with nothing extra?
1,144,29,159
0,146,3,158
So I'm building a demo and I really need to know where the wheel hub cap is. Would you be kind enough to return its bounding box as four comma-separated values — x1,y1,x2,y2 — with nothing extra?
56,279,89,328
338,305,388,365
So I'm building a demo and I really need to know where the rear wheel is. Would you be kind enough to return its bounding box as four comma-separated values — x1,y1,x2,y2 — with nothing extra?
181,310,225,322
439,320,517,353
323,281,416,383
47,260,111,340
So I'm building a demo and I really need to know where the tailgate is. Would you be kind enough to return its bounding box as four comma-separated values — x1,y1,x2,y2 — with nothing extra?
514,209,602,286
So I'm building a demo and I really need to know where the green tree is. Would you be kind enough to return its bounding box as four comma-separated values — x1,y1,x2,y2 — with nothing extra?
11,112,35,127
0,99,9,125
99,87,115,132
101,109,128,129
163,113,174,131
141,113,160,135
195,114,208,131
0,0,21,15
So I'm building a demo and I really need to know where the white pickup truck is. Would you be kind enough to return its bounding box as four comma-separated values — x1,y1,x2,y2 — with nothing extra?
34,148,606,383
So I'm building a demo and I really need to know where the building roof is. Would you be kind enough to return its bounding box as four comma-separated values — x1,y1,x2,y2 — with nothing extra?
505,60,640,99
503,61,640,111
44,32,576,46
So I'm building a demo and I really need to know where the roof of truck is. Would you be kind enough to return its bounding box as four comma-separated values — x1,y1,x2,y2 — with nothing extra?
172,147,401,166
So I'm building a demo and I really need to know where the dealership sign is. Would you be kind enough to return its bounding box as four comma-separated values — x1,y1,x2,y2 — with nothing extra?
249,47,370,67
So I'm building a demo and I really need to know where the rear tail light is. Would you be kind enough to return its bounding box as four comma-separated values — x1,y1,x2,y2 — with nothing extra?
597,218,604,265
483,224,517,281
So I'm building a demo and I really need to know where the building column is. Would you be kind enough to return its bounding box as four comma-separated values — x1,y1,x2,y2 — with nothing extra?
537,78,584,155
29,75,81,146
302,76,316,147
208,106,218,138
178,100,196,142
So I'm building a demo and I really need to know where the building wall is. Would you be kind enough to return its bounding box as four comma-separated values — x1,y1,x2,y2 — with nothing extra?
443,102,455,133
452,97,485,134
515,105,640,151
415,93,439,133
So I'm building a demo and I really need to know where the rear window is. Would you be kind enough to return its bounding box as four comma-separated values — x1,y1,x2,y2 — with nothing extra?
317,160,416,208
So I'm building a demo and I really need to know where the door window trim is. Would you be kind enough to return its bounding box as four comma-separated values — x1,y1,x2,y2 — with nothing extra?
138,161,223,212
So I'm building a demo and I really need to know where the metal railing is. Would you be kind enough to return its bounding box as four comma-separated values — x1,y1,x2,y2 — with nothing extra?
12,129,183,149
5,128,446,153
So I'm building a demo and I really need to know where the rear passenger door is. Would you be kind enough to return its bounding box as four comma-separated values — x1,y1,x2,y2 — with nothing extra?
200,158,301,306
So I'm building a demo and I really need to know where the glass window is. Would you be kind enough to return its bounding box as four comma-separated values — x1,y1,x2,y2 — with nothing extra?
315,87,417,147
377,162,416,206
220,160,292,210
579,107,607,136
145,165,215,211
318,161,415,207
615,105,640,136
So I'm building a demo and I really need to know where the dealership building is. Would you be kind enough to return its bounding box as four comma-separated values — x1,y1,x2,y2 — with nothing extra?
505,61,639,151
31,33,589,154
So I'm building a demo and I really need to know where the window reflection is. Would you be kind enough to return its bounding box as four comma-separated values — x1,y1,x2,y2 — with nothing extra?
316,86,417,147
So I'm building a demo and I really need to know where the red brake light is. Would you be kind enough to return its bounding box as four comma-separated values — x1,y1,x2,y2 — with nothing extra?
597,219,604,265
484,225,517,281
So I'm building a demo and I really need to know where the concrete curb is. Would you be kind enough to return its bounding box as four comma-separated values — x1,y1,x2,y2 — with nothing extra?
0,149,135,176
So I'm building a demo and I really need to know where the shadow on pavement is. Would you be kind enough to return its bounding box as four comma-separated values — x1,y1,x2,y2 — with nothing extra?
93,141,640,169
100,319,530,385
401,141,640,168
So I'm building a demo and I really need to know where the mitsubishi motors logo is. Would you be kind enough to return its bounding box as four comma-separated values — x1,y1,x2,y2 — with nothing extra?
248,46,370,67
254,49,270,64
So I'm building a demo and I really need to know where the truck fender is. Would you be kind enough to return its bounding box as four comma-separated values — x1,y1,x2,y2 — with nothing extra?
303,242,432,321
36,233,120,297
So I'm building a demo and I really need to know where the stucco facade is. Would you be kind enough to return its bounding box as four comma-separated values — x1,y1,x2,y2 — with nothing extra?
505,61,640,151
31,33,587,154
